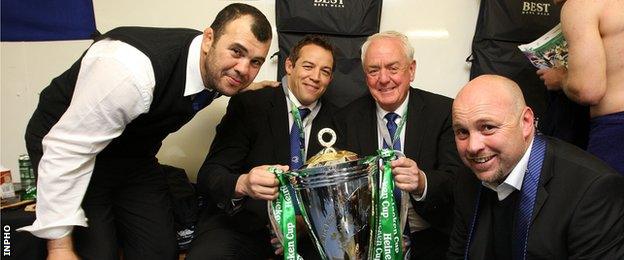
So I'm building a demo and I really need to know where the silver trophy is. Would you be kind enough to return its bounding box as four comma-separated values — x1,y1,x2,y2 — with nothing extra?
269,128,408,259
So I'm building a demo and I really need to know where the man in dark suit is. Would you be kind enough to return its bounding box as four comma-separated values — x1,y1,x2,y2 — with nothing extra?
187,35,336,259
448,74,624,259
333,31,462,260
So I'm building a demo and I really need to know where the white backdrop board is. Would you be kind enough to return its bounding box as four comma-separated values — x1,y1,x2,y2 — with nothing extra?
0,0,479,181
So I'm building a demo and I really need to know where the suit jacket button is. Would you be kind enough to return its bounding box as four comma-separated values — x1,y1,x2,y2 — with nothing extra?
217,202,225,209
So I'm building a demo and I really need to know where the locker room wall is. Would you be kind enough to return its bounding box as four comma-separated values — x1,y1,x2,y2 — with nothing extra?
1,0,479,181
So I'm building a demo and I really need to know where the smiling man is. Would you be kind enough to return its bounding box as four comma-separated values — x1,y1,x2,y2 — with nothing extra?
333,31,462,259
187,35,336,259
448,74,624,259
21,4,273,260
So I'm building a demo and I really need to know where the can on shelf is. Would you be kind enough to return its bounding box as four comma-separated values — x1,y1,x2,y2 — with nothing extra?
18,154,35,189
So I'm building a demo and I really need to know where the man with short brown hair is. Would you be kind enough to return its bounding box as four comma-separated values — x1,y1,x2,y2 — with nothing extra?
21,3,273,259
188,35,336,259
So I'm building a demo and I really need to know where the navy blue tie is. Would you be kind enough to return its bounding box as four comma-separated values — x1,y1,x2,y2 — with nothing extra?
383,113,402,199
289,107,310,214
384,112,401,150
290,108,311,170
192,89,213,112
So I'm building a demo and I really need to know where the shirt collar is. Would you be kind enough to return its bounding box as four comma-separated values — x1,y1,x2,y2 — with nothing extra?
483,136,535,201
375,94,409,123
184,35,208,97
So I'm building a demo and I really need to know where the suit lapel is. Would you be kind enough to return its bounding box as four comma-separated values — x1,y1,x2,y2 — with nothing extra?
530,139,553,223
404,88,425,159
358,97,378,155
268,87,290,163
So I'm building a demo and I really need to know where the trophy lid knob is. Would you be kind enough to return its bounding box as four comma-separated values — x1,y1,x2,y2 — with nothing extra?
318,128,337,149
305,128,358,167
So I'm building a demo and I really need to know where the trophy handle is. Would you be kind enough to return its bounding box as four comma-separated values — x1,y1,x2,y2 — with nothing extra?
400,190,412,259
400,190,409,233
393,151,410,235
267,201,285,247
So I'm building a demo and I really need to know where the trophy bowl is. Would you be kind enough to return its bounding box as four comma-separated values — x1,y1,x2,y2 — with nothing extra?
292,156,376,259
269,128,408,260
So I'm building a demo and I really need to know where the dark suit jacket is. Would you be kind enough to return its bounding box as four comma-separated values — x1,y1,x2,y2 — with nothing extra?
448,136,624,259
196,86,336,233
333,87,462,235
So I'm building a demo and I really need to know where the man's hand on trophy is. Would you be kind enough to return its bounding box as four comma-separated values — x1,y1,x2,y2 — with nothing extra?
270,235,284,255
234,165,289,200
390,157,426,196
268,223,284,256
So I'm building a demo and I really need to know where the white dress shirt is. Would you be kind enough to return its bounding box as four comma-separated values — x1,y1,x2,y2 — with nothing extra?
375,95,431,232
483,137,534,201
282,77,321,160
19,35,208,239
